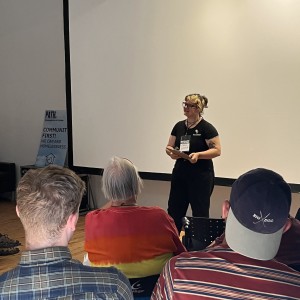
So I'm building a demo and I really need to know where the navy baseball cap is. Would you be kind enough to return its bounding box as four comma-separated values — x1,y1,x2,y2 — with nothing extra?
225,168,291,260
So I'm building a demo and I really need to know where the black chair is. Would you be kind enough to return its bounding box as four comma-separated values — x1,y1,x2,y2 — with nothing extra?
129,274,159,300
0,162,16,200
182,216,225,251
295,208,300,221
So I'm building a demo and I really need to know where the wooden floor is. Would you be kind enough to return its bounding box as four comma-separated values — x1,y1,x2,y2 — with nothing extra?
0,200,86,275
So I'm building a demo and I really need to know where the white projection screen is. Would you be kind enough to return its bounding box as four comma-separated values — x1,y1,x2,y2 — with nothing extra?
66,0,300,187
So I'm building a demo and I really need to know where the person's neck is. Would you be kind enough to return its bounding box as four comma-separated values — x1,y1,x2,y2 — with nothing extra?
186,116,201,126
220,236,230,248
111,197,137,207
24,231,69,250
25,239,68,251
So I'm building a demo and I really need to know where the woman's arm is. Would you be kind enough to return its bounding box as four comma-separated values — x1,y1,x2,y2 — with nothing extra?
189,136,221,163
165,135,181,160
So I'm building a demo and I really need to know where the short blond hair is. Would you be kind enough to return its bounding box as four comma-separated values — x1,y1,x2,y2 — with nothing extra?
185,93,208,114
17,165,85,239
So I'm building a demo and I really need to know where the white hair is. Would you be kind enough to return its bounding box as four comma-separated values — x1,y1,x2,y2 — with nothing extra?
102,156,143,201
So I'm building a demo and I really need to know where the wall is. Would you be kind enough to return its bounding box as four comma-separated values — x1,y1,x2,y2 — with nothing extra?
89,175,300,218
0,0,299,217
0,0,66,173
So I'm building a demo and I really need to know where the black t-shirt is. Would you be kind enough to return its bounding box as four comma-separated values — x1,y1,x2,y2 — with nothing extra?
171,119,218,171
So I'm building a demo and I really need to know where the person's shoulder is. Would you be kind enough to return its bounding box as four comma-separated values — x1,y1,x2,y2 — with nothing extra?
85,208,116,228
285,217,300,236
139,205,168,214
198,119,218,135
86,208,113,218
174,120,186,127
137,206,174,223
282,217,300,234
175,119,185,124
291,216,300,227
0,266,20,282
67,264,131,293
165,247,224,269
171,246,232,261
77,263,126,279
172,247,289,269
199,119,216,128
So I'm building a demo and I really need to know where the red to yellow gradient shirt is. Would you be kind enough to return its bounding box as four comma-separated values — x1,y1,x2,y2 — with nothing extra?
84,206,186,278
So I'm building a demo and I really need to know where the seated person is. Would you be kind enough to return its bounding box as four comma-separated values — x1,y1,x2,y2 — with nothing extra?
84,156,186,278
277,215,300,271
152,168,300,299
210,214,300,271
0,165,132,299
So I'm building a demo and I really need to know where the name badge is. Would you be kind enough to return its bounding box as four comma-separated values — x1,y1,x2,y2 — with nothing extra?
180,135,190,152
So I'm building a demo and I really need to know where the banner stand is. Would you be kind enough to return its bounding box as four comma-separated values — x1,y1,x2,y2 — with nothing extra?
35,110,68,167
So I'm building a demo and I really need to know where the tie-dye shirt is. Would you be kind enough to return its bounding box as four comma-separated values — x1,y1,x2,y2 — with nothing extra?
84,206,186,278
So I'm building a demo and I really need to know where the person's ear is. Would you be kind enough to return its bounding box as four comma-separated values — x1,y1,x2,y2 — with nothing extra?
16,206,20,218
282,217,292,234
222,200,230,219
67,212,79,232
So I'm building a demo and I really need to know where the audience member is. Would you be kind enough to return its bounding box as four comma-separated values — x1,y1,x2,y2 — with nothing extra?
84,156,186,278
151,168,300,299
210,215,300,271
277,215,300,271
0,165,133,299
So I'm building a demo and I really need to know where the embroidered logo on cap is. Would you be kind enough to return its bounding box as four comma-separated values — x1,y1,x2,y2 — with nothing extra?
253,211,274,227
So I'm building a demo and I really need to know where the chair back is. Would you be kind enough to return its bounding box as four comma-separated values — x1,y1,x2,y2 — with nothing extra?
0,162,16,200
295,208,300,221
182,216,225,251
129,274,159,299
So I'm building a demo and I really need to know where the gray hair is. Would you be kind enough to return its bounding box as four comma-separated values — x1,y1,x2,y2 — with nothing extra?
102,156,143,201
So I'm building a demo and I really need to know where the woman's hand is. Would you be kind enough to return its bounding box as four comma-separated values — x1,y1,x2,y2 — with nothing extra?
166,146,180,160
188,136,221,163
189,152,199,164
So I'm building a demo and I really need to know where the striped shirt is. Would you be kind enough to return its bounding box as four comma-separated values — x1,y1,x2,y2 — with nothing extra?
0,247,133,299
151,246,300,300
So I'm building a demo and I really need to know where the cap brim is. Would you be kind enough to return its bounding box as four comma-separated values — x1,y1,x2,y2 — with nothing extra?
225,209,284,260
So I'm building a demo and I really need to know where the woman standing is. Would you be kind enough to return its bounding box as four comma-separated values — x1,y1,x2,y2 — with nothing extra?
166,93,221,233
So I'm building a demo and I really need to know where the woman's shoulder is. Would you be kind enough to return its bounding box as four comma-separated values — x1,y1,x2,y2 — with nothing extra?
138,206,170,217
138,205,163,210
198,118,214,127
86,207,115,218
86,206,169,220
174,119,186,126
198,119,218,133
172,119,186,130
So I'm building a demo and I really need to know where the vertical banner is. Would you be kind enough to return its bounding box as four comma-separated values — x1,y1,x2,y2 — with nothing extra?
35,110,68,167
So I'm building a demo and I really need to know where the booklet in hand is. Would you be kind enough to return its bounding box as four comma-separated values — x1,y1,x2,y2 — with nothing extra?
167,146,190,160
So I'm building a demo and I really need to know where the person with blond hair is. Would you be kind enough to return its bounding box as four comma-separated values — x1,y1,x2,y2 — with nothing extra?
166,93,221,233
0,165,133,299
